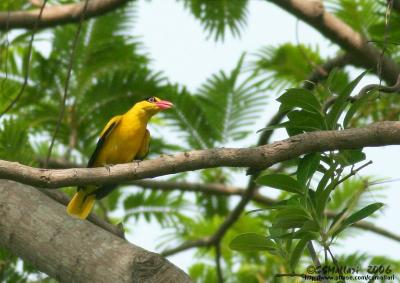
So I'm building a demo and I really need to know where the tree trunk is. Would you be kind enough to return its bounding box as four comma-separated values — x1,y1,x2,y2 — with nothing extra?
0,180,192,283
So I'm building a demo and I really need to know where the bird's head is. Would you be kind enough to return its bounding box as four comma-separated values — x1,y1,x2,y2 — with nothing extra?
135,96,174,116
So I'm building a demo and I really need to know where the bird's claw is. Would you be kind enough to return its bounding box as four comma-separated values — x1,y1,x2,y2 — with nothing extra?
104,164,114,173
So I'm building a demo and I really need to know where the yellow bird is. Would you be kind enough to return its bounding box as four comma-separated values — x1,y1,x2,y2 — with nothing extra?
66,96,173,219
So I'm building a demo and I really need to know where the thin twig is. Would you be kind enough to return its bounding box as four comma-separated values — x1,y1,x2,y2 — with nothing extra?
377,0,393,95
328,180,369,240
307,241,329,283
327,247,348,282
327,247,344,279
161,238,210,257
45,0,90,167
0,0,10,92
215,243,224,283
0,0,48,118
333,160,373,189
323,74,400,112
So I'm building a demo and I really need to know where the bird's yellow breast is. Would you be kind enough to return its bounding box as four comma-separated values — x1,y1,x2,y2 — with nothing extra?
93,116,147,166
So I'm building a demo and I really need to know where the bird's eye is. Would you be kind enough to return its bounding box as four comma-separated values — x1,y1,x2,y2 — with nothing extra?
147,97,156,103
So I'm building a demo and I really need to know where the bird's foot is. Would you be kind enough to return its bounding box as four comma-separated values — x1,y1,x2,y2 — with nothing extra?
132,159,142,169
104,164,114,173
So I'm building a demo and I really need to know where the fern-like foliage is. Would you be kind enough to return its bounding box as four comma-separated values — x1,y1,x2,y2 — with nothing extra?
162,85,218,149
251,43,323,92
197,54,267,143
0,118,35,165
181,0,249,41
122,189,189,227
7,3,167,161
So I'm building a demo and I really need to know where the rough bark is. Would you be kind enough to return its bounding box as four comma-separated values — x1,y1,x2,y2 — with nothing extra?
0,180,192,283
267,0,400,84
0,121,399,189
0,0,132,30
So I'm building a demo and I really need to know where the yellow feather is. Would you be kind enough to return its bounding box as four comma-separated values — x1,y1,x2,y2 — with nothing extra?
66,190,96,220
66,97,173,219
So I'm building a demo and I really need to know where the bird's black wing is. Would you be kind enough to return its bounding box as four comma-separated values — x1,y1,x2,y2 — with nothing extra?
87,116,121,168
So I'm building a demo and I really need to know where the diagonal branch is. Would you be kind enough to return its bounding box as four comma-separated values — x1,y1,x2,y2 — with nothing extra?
0,0,133,30
0,180,192,283
267,0,400,84
42,189,125,238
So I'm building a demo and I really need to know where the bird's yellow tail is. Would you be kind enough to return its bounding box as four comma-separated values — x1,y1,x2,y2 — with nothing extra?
66,190,96,220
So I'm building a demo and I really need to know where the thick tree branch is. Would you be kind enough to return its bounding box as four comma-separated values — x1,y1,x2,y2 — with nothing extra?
0,180,192,283
267,0,400,84
41,189,125,238
1,121,400,188
0,0,132,30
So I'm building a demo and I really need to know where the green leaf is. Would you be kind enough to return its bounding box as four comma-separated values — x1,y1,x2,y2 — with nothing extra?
274,208,311,229
343,90,376,128
326,67,340,89
277,88,322,114
251,43,323,91
0,118,35,165
290,236,314,271
331,203,384,238
274,215,310,229
316,163,338,195
343,202,384,226
257,174,303,194
326,71,368,129
197,53,267,144
316,183,336,217
286,110,325,136
336,149,366,167
229,233,277,252
182,0,249,41
297,153,321,186
123,194,144,210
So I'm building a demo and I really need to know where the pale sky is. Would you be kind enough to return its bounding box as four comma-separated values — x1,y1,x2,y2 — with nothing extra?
125,0,400,272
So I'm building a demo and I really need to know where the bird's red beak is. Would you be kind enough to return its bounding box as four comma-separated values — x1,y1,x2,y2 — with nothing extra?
155,100,174,110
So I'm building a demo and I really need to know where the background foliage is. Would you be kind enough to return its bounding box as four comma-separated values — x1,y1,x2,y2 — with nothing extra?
0,0,400,282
